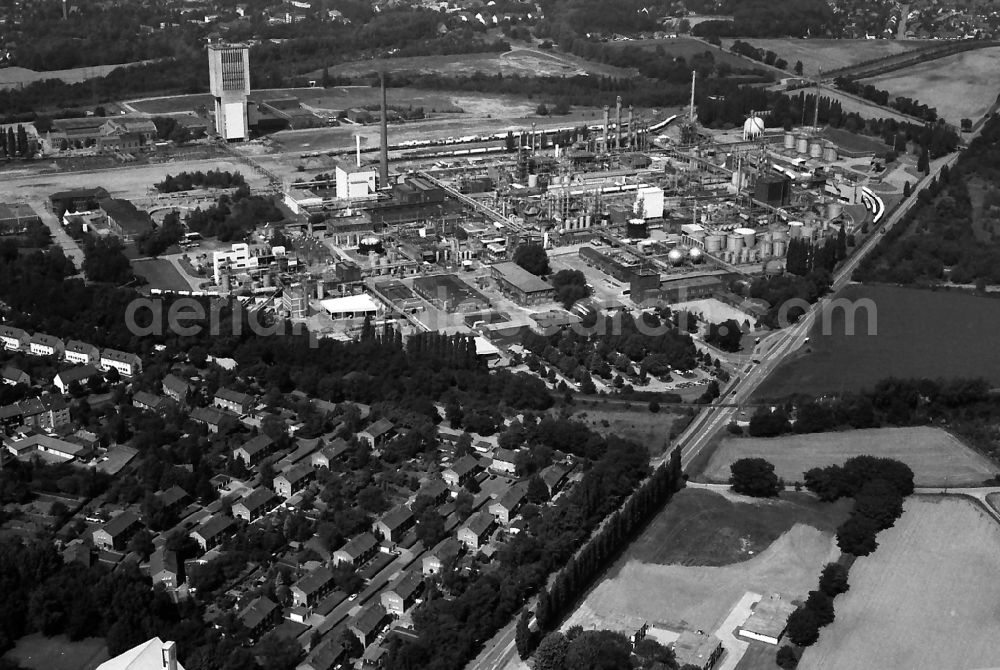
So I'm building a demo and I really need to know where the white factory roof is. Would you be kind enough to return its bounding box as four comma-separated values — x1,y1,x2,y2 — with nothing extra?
681,223,706,234
95,639,185,670
474,336,499,357
320,294,380,316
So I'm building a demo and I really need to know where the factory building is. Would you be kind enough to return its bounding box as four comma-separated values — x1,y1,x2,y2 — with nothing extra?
413,274,490,313
207,43,250,141
578,246,647,283
319,294,381,320
490,262,555,306
335,161,378,199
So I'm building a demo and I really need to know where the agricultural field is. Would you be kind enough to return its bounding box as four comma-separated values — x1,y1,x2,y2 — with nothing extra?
700,427,998,487
132,258,194,292
607,37,764,71
0,60,154,90
719,38,925,76
859,47,1000,124
564,488,850,636
4,634,109,670
799,498,1000,670
755,284,1000,399
568,401,682,456
325,47,635,79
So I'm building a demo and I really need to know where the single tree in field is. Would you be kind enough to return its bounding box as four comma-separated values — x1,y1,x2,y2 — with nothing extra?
729,457,781,497
794,60,804,75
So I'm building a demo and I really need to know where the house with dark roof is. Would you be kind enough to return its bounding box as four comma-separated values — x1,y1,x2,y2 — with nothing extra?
443,455,482,489
348,604,388,647
53,364,101,393
29,332,64,358
214,387,255,414
490,448,520,475
18,395,70,431
540,463,573,498
359,417,395,448
155,486,190,516
161,374,192,402
380,570,424,615
333,532,379,568
489,484,527,525
133,391,173,415
373,506,414,543
149,547,181,589
273,463,314,499
234,434,276,467
99,198,154,243
238,596,280,640
100,348,142,377
291,565,335,608
1,366,28,386
422,537,463,576
299,639,345,670
93,511,142,551
417,479,450,505
232,487,277,522
457,511,495,551
189,514,235,551
191,406,227,433
311,438,350,468
64,340,100,365
0,325,29,351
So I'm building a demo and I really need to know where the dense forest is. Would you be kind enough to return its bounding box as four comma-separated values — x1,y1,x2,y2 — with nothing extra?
856,113,1000,285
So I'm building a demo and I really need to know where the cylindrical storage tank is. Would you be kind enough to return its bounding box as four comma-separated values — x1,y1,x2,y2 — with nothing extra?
667,249,684,266
759,238,774,257
527,174,538,188
823,143,838,162
788,221,804,238
689,247,704,263
773,240,787,257
262,274,272,288
359,236,383,255
796,135,809,154
627,218,648,239
584,214,592,228
736,227,757,248
801,224,815,241
221,274,231,292
825,201,844,220
317,282,325,300
783,132,795,150
809,141,823,158
705,234,724,253
727,232,743,252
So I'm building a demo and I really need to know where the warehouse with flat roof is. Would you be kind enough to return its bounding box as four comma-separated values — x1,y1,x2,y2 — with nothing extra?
490,262,555,306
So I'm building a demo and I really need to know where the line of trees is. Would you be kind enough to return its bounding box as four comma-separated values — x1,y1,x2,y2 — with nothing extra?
729,40,788,71
155,170,248,194
833,77,939,123
780,562,851,665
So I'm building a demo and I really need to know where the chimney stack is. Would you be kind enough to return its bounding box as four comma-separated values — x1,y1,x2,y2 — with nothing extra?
161,642,177,670
615,96,622,151
379,72,389,189
627,105,634,150
62,0,68,20
602,105,609,152
355,134,361,168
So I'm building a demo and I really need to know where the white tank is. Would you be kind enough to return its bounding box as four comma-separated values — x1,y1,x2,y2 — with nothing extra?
802,224,816,241
796,135,809,154
667,249,685,265
788,221,804,238
689,247,704,263
736,227,757,247
759,238,774,257
822,143,838,162
727,232,743,252
528,174,538,188
809,141,823,158
743,116,765,139
783,132,796,150
773,240,787,257
705,234,724,253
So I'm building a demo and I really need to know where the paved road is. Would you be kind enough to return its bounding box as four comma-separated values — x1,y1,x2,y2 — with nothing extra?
31,198,84,270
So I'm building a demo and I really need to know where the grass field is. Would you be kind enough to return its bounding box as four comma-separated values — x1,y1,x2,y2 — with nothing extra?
565,488,849,635
0,60,155,90
4,634,109,670
132,258,193,291
700,427,998,487
719,38,925,77
570,402,680,456
755,284,1000,399
799,497,1000,670
326,47,635,79
590,37,755,71
859,47,1000,124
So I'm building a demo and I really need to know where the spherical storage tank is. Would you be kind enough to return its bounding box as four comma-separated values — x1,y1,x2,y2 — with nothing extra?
705,234,724,253
809,141,823,159
736,227,757,248
764,259,784,275
727,232,744,252
796,135,809,154
783,132,796,150
667,248,685,266
743,116,765,139
689,247,704,263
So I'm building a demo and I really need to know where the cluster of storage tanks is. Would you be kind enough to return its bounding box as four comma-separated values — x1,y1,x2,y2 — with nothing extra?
783,132,838,162
684,226,789,266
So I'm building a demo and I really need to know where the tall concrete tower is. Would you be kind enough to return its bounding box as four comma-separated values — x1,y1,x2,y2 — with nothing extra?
208,44,250,141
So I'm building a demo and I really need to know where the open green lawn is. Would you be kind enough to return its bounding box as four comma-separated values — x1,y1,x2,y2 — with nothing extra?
5,634,109,670
132,258,191,291
568,400,681,456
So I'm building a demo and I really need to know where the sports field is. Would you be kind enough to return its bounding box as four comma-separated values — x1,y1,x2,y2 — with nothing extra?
700,427,998,487
860,47,1000,123
799,497,1000,670
719,38,924,76
755,284,1000,399
565,488,849,634
132,258,193,291
5,634,109,670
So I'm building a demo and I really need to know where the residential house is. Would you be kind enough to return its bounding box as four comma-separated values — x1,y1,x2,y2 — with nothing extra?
53,364,101,393
540,463,572,498
278,437,322,469
149,547,181,589
1,366,28,386
671,631,723,670
489,484,526,525
233,435,276,467
0,404,24,430
0,325,29,351
17,395,71,431
380,570,424,615
333,532,379,568
64,340,100,365
238,596,280,640
161,374,191,402
155,486,190,517
29,332,64,357
273,463,314,499
93,511,142,551
190,406,227,433
422,537,463,575
232,487,277,522
214,387,255,414
373,506,414,543
490,448,519,475
442,454,482,489
291,565,336,608
299,639,345,670
133,391,173,415
359,418,395,448
348,604,388,647
457,511,495,551
417,479,449,505
94,638,185,670
310,438,349,468
9,432,89,461
100,349,142,377
189,514,235,552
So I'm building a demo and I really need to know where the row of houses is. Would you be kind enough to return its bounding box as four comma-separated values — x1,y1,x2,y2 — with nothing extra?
0,326,142,376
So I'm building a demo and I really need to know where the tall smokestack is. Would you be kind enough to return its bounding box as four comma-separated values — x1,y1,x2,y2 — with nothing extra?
355,134,361,168
689,70,696,123
62,0,68,20
615,96,622,151
602,105,609,153
379,71,389,188
627,105,634,150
